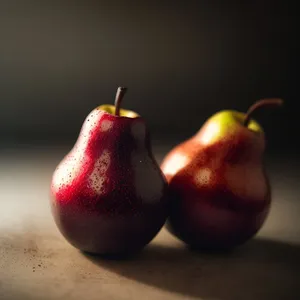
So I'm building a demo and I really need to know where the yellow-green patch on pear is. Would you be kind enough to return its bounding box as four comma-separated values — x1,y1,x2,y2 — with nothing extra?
232,111,263,133
97,104,139,118
198,110,263,145
210,110,263,133
245,118,263,133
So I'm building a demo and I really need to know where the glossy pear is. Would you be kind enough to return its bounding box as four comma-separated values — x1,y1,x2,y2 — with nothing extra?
51,87,169,255
161,99,283,250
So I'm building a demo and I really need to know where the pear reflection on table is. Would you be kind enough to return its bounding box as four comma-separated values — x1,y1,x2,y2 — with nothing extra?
161,98,283,251
50,87,169,256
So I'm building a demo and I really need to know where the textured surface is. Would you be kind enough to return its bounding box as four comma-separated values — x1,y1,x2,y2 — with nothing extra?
0,145,300,300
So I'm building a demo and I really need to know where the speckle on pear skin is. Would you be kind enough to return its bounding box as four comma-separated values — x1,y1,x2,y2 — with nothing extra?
89,150,111,195
100,120,113,132
194,168,212,186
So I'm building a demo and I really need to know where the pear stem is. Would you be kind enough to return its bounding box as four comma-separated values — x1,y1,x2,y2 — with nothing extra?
114,87,128,116
244,98,283,127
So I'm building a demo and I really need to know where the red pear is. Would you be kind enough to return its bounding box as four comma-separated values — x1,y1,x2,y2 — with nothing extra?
50,87,169,255
161,99,283,250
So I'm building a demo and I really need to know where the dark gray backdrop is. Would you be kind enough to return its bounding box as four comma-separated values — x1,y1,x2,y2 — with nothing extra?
0,1,297,155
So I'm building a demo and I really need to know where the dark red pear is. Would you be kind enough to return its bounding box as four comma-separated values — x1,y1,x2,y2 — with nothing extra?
161,98,283,251
50,87,169,255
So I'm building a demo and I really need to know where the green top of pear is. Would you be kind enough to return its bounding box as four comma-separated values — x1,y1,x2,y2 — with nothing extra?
213,110,263,133
97,104,140,118
96,87,140,119
196,98,283,155
197,110,263,145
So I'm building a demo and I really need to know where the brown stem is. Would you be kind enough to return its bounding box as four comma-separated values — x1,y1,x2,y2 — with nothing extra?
114,87,128,116
244,98,283,127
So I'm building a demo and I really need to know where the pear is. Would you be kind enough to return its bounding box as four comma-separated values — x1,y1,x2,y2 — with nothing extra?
50,87,169,255
161,98,283,250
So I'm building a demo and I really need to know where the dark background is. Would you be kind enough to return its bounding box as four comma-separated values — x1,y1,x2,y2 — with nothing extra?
0,3,299,299
0,1,297,156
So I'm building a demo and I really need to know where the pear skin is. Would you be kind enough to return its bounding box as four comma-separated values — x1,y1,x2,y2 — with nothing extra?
161,99,283,250
51,88,169,255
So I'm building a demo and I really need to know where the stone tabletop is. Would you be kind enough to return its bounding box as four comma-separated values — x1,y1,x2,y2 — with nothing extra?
0,146,299,300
